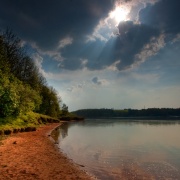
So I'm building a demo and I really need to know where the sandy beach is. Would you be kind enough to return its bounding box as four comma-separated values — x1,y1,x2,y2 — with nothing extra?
0,123,92,180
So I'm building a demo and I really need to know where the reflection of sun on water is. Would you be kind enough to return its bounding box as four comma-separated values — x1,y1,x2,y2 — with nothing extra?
110,6,129,24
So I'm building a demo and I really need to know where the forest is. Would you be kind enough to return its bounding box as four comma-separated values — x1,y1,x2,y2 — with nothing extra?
73,108,180,119
0,29,64,118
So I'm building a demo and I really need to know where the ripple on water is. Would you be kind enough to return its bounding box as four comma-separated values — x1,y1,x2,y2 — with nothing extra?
141,161,180,179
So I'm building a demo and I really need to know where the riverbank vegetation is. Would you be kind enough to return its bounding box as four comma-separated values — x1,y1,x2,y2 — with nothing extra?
0,29,61,118
0,29,77,133
0,112,60,135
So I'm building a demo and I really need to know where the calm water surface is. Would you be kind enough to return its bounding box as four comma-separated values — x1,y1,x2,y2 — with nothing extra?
56,120,180,179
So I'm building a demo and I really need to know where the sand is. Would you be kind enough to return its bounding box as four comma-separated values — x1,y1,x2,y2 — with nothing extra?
0,123,92,180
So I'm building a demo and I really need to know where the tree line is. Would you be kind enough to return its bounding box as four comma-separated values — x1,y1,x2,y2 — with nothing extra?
0,29,66,118
73,108,180,119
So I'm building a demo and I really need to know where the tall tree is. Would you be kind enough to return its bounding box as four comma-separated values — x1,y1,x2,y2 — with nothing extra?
0,29,61,117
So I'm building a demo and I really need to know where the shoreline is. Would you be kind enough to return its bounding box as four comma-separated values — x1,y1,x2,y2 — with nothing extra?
0,123,92,180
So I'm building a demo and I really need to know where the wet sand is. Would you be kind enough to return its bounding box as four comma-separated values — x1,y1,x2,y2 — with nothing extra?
0,123,92,180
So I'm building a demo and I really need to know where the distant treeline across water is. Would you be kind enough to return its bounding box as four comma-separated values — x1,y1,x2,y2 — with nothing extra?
72,108,180,119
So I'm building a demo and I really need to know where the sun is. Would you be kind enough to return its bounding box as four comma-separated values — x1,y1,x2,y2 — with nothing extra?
110,6,129,24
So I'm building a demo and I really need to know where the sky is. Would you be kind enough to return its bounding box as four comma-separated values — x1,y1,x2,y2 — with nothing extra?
0,0,180,111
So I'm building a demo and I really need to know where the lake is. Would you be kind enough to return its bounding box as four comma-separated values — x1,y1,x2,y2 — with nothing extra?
55,119,180,179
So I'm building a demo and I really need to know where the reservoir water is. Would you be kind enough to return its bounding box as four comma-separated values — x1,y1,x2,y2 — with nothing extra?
55,119,180,179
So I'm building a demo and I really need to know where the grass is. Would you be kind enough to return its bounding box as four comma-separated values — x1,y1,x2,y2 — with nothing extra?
0,112,60,131
0,111,84,136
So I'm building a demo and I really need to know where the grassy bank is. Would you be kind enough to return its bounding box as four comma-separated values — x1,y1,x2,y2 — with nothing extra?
0,112,84,136
0,112,60,135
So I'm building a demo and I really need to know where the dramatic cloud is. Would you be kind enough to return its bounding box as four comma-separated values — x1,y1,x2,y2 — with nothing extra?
135,34,165,65
58,0,180,72
82,21,160,71
139,0,180,34
0,0,180,110
0,0,115,50
1,0,170,72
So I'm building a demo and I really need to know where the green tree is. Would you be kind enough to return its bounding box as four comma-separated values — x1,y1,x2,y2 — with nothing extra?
17,83,42,115
62,103,68,115
0,29,62,118
38,86,61,117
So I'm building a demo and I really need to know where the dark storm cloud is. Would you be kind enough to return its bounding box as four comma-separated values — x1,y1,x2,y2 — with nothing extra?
59,39,106,70
115,21,160,70
0,0,115,50
139,0,180,34
1,0,179,72
85,0,180,71
85,21,160,71
58,20,160,71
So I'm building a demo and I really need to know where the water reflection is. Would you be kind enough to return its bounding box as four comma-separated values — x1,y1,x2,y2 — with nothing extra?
60,123,69,139
67,119,180,128
51,123,69,143
56,119,180,179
